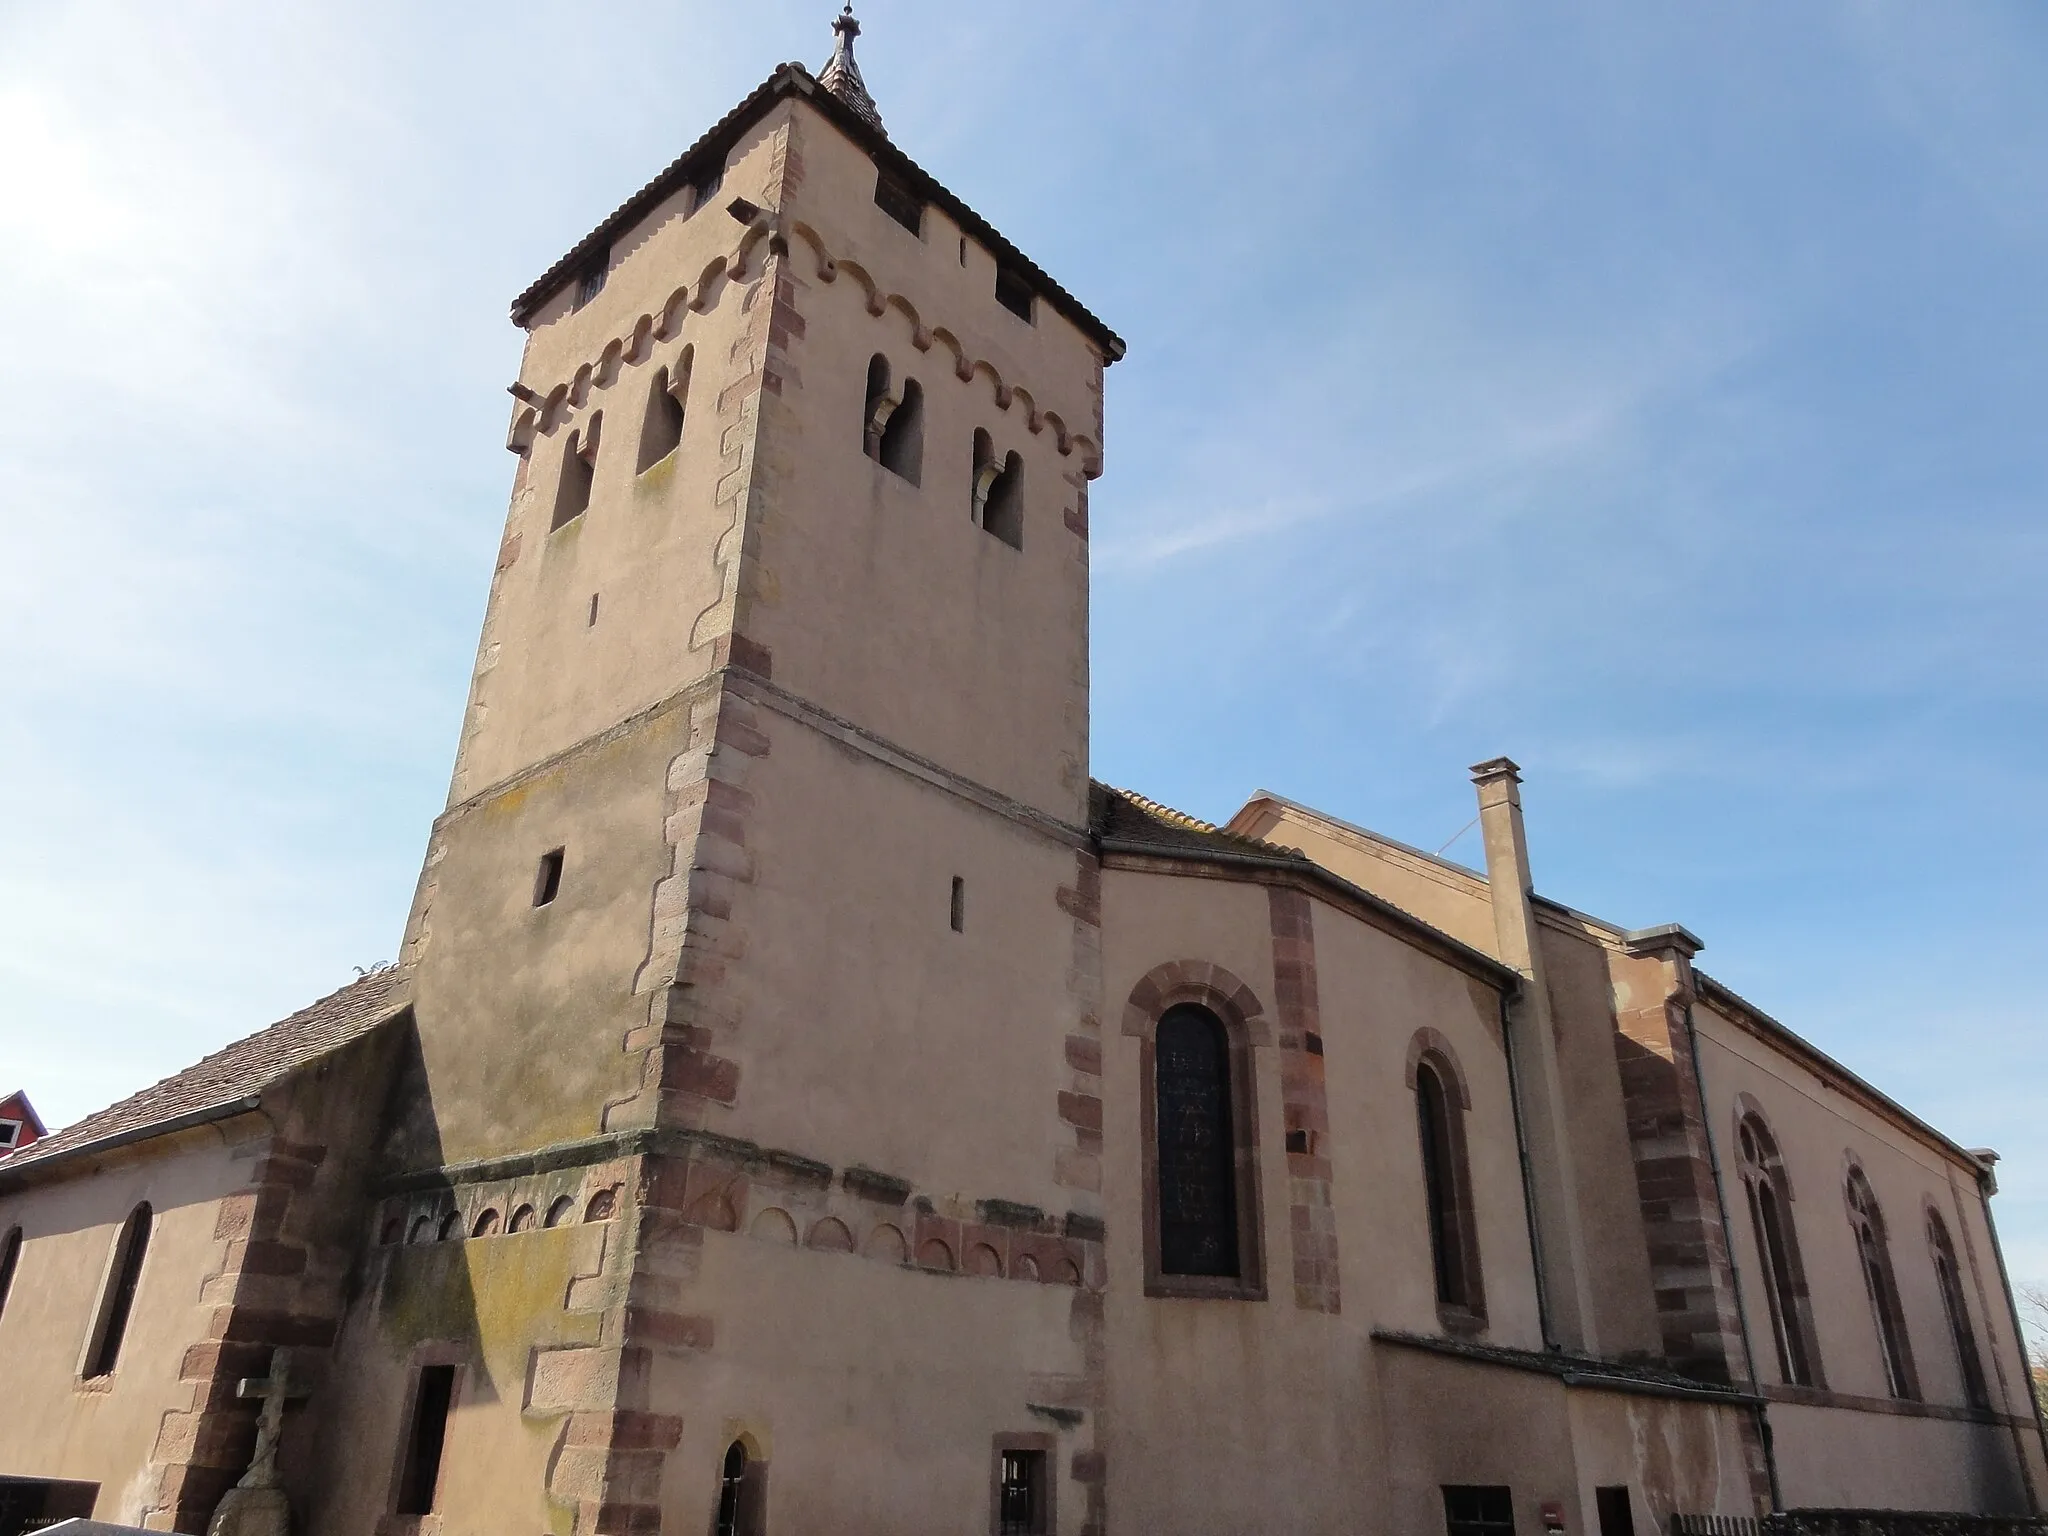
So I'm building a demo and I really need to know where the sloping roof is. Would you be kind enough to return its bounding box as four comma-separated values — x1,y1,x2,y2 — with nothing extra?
0,969,410,1182
1090,782,1302,860
1089,782,1519,989
508,62,1126,362
1695,972,1986,1173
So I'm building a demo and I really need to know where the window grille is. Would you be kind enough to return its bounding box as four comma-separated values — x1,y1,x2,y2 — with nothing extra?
997,1449,1045,1535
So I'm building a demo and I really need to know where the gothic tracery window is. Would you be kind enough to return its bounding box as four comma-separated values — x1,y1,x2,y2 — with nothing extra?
1928,1207,1988,1408
1735,1114,1818,1386
1846,1166,1916,1399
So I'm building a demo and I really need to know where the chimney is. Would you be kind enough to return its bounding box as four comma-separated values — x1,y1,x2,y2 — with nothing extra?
1469,757,1598,1352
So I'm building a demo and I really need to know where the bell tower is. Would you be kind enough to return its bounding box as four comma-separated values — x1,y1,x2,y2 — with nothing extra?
371,17,1126,1535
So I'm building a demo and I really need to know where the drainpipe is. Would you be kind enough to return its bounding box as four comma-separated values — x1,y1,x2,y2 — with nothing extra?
1974,1156,2048,1512
1680,991,1783,1514
1499,989,1556,1351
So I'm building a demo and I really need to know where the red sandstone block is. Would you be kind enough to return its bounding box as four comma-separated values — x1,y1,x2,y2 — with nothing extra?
1058,1093,1103,1133
1064,1036,1102,1075
1070,1450,1106,1483
593,1502,663,1536
662,1051,739,1104
624,1307,714,1351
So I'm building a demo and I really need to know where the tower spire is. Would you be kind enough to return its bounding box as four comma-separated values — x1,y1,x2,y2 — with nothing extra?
818,4,884,133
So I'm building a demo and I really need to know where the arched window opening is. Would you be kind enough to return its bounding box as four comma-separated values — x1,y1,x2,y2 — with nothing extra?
0,1226,21,1325
545,1195,576,1228
435,1210,462,1242
714,1441,747,1536
1736,1116,1817,1386
1928,1209,1988,1409
1415,1062,1467,1308
1154,1004,1240,1278
84,1203,151,1378
471,1208,501,1239
553,413,600,531
1847,1167,1916,1400
508,1204,537,1234
637,353,688,472
878,377,923,484
863,355,893,460
972,434,1023,551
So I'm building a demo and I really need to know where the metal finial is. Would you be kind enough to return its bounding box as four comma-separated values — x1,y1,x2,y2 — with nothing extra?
819,4,884,132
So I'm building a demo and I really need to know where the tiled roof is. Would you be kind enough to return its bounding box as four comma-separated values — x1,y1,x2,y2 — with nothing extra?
1090,782,1305,861
0,969,410,1179
507,63,1126,361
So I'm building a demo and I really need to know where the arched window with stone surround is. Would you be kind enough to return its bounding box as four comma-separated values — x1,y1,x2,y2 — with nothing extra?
1736,1112,1819,1386
1408,1040,1484,1327
1927,1206,1988,1408
1846,1166,1917,1399
1128,962,1266,1301
1155,1004,1239,1278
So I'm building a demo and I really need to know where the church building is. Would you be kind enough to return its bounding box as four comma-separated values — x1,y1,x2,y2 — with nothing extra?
2,15,2042,1535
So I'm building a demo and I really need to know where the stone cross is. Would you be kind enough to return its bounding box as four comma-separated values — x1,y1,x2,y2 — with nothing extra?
205,1348,310,1536
234,1347,310,1491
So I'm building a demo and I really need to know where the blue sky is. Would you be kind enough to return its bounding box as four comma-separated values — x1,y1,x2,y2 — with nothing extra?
3,0,2044,1298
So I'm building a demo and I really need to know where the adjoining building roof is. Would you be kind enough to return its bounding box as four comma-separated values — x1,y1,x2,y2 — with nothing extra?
0,1092,47,1142
0,968,411,1185
509,54,1126,362
1231,787,1991,1176
1089,782,1520,990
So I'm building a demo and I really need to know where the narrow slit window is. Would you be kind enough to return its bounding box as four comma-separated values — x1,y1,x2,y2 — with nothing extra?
397,1364,456,1515
552,414,599,531
950,877,965,933
874,172,924,235
637,354,688,472
587,593,600,627
996,1448,1046,1535
878,378,923,484
533,848,565,908
994,266,1034,323
714,1441,746,1536
84,1203,151,1379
